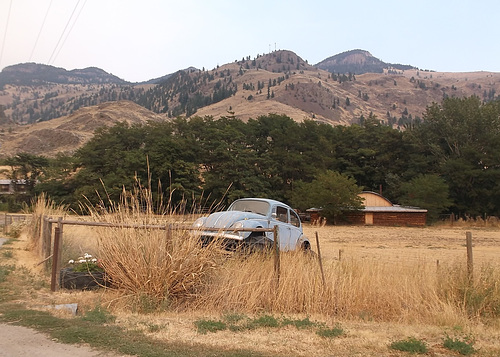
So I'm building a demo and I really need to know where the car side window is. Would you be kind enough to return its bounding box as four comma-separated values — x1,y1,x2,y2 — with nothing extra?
290,210,300,227
276,206,288,223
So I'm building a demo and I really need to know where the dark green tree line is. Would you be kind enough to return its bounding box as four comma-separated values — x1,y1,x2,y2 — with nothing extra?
3,96,499,220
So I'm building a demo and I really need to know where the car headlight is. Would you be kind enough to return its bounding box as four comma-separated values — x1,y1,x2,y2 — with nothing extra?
192,217,206,228
230,221,244,229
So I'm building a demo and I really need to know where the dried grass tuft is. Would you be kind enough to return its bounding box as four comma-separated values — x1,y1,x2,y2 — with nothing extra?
199,251,500,324
24,192,69,254
83,182,227,310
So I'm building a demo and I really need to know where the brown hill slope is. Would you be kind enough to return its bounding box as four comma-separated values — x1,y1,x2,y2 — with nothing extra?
1,50,499,128
154,50,500,125
0,101,167,158
1,50,500,159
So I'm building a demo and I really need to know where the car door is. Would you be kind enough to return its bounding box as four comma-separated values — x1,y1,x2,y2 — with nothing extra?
274,205,301,251
287,209,303,249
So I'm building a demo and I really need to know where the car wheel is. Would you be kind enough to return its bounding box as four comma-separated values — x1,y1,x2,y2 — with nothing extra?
301,240,311,251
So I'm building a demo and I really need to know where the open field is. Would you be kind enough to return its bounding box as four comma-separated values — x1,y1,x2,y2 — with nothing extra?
304,224,500,267
3,221,500,356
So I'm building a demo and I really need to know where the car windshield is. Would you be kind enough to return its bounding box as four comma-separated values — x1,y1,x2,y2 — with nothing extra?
229,200,270,216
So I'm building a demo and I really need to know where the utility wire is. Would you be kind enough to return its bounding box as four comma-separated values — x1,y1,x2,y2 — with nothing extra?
52,0,87,65
47,0,81,65
29,0,53,62
0,0,13,68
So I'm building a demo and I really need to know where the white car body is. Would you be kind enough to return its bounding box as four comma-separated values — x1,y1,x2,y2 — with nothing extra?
193,198,310,251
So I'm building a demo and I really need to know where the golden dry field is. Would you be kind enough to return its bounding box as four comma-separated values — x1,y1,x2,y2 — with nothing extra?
304,224,500,268
6,217,500,357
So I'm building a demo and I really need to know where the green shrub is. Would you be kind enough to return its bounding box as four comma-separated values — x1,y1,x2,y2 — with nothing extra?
389,337,428,354
316,325,344,338
443,334,476,355
194,319,227,334
81,306,116,324
249,314,279,328
194,313,341,338
1,250,13,259
0,265,14,283
221,312,246,324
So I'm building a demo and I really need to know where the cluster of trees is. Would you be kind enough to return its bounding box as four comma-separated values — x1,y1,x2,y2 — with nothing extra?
137,70,238,118
4,96,500,222
7,84,145,124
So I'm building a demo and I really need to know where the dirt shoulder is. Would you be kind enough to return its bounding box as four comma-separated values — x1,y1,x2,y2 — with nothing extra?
0,234,127,357
0,323,124,357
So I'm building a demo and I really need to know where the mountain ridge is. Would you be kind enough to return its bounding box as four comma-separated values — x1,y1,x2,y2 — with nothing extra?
0,62,128,87
1,48,500,158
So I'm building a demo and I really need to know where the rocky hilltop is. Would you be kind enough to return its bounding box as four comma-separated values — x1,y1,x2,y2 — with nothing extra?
315,49,416,74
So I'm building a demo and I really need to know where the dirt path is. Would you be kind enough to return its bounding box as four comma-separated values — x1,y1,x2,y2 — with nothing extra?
0,324,126,357
1,236,125,356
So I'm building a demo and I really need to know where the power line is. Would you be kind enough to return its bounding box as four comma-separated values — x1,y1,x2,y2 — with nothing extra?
52,0,87,65
47,0,81,65
0,0,13,68
29,0,53,62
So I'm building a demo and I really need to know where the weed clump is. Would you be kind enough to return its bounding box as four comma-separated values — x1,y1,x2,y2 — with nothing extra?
316,326,344,338
194,314,340,337
389,337,428,354
443,334,476,355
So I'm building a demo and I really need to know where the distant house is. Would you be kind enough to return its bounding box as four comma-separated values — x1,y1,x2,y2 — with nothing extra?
343,191,427,226
0,180,28,194
307,191,427,226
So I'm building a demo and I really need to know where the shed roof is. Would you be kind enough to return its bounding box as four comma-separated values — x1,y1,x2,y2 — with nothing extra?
306,191,427,213
360,191,427,212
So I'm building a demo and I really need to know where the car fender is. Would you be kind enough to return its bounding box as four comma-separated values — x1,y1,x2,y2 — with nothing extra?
297,235,311,250
236,219,270,240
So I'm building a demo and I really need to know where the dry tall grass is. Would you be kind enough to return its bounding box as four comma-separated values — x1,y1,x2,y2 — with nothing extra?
198,251,500,325
23,188,500,326
83,185,228,310
24,193,68,254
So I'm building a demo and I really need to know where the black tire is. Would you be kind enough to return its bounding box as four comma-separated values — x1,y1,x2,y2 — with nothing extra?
301,240,311,251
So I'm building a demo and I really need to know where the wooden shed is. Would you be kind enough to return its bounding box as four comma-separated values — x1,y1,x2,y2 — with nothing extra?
343,191,427,226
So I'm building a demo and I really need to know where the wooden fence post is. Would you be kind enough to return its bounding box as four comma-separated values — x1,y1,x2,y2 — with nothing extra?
51,226,61,292
466,231,473,281
56,218,63,287
315,231,326,288
50,218,64,291
273,225,280,287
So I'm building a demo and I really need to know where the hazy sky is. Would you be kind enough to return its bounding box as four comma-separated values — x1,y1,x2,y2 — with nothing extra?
1,0,498,82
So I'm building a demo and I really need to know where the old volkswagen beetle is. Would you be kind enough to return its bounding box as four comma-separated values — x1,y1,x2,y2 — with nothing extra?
192,198,311,251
